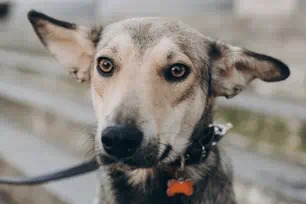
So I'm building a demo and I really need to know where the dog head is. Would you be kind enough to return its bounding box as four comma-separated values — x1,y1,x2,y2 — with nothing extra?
28,11,290,171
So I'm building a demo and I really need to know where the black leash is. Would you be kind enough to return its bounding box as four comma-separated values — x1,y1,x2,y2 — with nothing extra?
0,159,99,185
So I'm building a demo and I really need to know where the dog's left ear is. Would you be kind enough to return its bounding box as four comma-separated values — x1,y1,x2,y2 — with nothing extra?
28,10,102,82
209,41,290,98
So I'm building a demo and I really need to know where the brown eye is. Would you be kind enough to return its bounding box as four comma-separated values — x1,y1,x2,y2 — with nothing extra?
97,57,114,77
165,64,190,82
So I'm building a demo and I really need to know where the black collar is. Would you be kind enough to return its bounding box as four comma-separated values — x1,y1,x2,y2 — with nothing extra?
170,124,229,167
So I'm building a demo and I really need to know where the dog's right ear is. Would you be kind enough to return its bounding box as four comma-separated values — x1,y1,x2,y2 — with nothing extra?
28,10,102,82
209,41,290,98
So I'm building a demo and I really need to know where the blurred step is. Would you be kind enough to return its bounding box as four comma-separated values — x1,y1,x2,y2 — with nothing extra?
0,50,91,106
0,157,67,204
0,79,94,125
217,93,306,122
0,49,64,75
223,145,306,203
216,94,306,167
0,118,97,204
0,79,95,157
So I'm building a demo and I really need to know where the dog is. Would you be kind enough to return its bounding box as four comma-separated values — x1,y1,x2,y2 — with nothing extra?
27,10,290,204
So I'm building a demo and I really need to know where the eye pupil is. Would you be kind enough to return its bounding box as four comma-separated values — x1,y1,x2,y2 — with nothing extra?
103,61,111,68
172,67,178,72
171,65,185,77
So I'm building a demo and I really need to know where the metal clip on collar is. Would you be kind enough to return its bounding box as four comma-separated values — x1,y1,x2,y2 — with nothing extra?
209,123,233,146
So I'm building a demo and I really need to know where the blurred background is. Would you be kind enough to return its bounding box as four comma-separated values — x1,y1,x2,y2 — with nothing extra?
0,0,305,203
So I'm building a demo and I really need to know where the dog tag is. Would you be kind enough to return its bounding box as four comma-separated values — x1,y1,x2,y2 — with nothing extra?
167,155,194,197
167,178,194,197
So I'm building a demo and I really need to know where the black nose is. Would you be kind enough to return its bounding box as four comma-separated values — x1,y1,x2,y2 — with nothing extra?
101,125,143,158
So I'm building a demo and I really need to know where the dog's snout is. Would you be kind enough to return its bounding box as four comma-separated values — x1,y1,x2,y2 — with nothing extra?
101,125,143,158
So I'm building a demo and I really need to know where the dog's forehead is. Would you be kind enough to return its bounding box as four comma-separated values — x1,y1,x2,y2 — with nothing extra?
97,17,211,59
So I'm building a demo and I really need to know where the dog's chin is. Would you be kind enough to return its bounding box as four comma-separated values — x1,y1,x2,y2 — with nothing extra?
98,154,158,170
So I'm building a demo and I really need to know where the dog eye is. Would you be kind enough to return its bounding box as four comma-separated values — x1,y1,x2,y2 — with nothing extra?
165,64,190,82
97,57,114,77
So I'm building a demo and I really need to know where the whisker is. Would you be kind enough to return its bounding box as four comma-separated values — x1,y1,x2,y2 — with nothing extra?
157,141,181,158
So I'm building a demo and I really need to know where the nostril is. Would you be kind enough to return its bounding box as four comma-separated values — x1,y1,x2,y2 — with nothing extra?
101,127,117,151
101,136,113,150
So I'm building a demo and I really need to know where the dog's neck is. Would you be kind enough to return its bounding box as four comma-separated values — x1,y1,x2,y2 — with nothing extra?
104,147,229,204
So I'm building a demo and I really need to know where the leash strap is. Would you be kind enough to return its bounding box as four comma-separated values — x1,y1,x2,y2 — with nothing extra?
0,159,98,185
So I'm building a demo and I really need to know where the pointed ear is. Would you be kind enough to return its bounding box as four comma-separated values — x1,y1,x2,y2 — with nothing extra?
209,41,290,98
28,10,102,82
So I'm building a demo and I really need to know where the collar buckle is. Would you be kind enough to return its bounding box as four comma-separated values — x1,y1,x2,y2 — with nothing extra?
187,123,233,164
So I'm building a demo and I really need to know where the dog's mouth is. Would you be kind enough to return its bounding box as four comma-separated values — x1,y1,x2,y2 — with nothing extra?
98,142,176,169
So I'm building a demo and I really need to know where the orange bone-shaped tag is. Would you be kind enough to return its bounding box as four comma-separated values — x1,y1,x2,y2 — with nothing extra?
167,179,194,197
